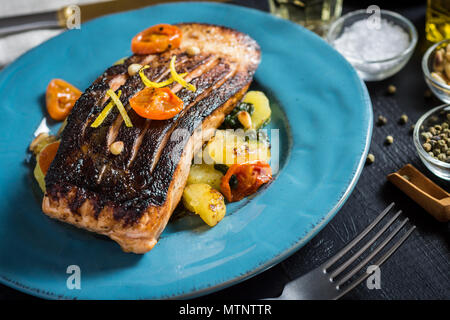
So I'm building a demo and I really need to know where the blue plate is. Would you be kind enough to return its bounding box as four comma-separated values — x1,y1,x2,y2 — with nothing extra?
0,2,372,299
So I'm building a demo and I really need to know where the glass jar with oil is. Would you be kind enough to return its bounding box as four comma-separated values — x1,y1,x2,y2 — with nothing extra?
426,0,450,43
268,0,343,36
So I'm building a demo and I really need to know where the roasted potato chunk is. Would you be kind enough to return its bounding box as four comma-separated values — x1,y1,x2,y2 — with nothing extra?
182,183,226,227
242,91,271,129
187,164,224,190
204,130,270,166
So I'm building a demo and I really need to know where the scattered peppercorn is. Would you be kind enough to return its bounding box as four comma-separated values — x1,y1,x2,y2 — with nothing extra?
366,153,375,164
377,115,388,126
387,85,396,94
399,114,408,124
385,135,394,145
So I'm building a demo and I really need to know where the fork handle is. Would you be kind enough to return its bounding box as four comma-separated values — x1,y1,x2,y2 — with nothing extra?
387,164,450,222
0,11,62,37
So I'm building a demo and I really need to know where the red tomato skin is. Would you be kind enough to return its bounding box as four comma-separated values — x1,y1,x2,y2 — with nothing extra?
220,161,272,202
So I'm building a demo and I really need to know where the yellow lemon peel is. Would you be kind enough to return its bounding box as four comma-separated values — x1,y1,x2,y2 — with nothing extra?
91,90,122,128
169,56,196,92
107,89,133,127
139,65,187,88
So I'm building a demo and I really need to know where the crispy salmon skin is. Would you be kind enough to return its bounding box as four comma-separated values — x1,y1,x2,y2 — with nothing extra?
42,23,261,253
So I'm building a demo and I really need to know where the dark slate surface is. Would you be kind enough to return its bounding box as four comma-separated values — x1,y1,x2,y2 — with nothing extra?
1,0,449,300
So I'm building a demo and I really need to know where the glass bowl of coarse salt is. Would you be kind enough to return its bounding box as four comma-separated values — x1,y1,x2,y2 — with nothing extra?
326,9,418,81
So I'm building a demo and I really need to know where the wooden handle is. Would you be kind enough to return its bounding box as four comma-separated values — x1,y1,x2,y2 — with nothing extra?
387,164,450,222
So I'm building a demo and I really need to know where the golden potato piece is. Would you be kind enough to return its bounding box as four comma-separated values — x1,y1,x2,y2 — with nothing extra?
204,130,270,166
182,183,226,227
242,91,271,129
187,164,224,190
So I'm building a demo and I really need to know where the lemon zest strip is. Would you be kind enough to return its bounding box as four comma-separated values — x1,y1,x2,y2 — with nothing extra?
139,65,187,88
169,56,196,92
107,89,133,127
91,90,122,128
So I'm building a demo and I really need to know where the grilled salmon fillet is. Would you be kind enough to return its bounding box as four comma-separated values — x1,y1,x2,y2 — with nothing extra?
42,23,261,253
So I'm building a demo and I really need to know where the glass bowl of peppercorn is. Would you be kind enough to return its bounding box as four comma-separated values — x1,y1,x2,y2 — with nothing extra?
413,104,450,180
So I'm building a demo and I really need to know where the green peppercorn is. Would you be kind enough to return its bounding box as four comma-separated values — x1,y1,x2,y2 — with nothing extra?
385,135,394,145
399,114,408,124
366,153,375,164
423,142,432,152
419,112,450,162
377,115,387,126
387,85,396,94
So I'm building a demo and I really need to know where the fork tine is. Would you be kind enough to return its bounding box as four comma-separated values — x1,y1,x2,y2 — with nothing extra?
322,202,395,271
336,217,409,287
329,210,402,280
335,225,416,299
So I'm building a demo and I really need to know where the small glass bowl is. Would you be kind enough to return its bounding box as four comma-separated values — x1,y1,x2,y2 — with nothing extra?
326,9,417,81
413,104,450,181
422,39,450,103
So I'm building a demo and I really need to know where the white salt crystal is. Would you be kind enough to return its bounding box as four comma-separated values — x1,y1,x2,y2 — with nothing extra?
334,18,410,62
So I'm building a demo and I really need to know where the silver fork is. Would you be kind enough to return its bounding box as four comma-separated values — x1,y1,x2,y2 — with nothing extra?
270,203,416,300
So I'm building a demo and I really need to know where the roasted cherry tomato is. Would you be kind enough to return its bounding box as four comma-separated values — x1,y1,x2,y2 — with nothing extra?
129,87,184,120
38,141,60,175
46,79,82,121
220,161,272,202
131,24,182,54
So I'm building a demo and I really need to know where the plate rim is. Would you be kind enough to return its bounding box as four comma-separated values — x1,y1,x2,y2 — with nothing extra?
0,1,373,300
